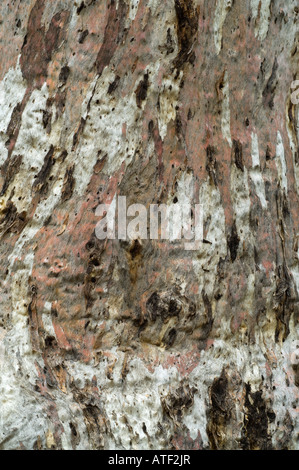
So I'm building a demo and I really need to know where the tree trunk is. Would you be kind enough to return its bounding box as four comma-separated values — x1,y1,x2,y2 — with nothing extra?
0,0,298,450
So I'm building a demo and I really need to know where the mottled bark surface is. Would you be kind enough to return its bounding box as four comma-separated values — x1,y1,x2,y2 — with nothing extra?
0,0,298,450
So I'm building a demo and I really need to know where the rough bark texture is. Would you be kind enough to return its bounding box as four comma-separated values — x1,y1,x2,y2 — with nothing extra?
0,0,298,450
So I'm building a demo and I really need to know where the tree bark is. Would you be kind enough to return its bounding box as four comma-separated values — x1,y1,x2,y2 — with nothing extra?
0,0,298,450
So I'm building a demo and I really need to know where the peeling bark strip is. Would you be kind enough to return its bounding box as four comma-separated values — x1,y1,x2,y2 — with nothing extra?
232,139,244,172
32,145,55,195
227,221,240,263
0,0,298,451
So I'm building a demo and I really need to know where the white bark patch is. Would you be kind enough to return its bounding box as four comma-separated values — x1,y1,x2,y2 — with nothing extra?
250,133,267,209
128,0,141,21
276,131,288,193
250,0,272,41
182,391,208,443
221,70,232,147
0,254,49,450
214,0,232,55
0,56,27,166
173,170,195,206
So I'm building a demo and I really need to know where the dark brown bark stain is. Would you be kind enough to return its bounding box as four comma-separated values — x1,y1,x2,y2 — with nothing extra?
206,369,233,450
54,65,71,117
27,284,41,353
135,73,149,108
42,99,53,134
127,239,143,285
32,145,55,196
241,383,274,450
232,139,244,172
227,221,240,263
69,421,81,450
173,0,199,70
5,103,22,147
2,99,28,175
95,0,128,77
78,29,89,44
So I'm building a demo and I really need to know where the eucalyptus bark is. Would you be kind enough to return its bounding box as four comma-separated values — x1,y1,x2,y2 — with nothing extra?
0,0,298,450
